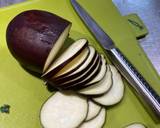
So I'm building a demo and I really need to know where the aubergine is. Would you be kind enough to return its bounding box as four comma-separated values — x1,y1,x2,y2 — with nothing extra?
52,53,100,86
6,10,71,74
52,46,97,83
53,45,95,80
85,100,102,121
79,108,106,128
51,54,102,90
63,55,106,90
78,65,112,96
42,38,88,79
92,65,125,106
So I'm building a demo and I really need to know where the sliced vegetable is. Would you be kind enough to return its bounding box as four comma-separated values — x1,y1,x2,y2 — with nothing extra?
85,55,107,86
42,38,88,78
53,46,90,78
40,91,88,128
92,65,124,106
85,100,102,121
6,10,71,74
56,54,101,89
79,108,106,128
125,123,147,128
65,45,97,78
59,55,106,90
65,55,105,90
52,51,98,86
43,25,71,73
53,45,96,82
79,65,112,96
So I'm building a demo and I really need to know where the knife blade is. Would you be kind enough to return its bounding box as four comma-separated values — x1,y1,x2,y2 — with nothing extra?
71,0,160,119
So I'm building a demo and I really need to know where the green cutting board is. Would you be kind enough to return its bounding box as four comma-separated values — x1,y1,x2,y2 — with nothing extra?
0,0,159,127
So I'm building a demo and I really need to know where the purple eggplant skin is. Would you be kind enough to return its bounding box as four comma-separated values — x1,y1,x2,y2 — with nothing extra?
6,10,71,74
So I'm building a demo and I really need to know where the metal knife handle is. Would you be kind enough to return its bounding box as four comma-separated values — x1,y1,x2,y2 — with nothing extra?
108,48,160,118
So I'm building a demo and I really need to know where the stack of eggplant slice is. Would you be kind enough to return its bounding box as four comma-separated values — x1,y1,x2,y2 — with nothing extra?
42,39,124,95
41,38,125,128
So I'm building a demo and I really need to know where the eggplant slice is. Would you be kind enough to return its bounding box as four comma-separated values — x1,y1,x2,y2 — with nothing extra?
85,100,102,121
43,25,71,72
92,65,124,106
53,46,90,79
59,55,105,90
79,65,112,96
42,38,88,79
54,54,101,89
53,48,98,84
79,108,106,128
40,91,88,128
85,55,107,86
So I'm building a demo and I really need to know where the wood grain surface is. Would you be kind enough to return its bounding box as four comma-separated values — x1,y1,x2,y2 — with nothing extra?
0,0,160,75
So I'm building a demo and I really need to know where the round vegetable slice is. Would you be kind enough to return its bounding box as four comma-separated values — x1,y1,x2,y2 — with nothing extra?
53,52,99,85
85,54,107,86
59,54,107,90
79,65,112,96
66,45,97,78
56,54,101,89
125,123,147,128
53,46,90,79
53,45,96,81
42,38,88,79
79,108,106,128
92,65,124,106
40,91,88,128
85,100,102,121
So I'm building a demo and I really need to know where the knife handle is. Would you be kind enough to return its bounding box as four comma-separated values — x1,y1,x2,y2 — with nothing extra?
108,48,160,119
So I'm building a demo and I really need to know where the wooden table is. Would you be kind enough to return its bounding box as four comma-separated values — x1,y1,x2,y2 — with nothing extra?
1,0,160,75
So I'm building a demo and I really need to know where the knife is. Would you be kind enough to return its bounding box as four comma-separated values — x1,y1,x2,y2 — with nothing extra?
70,0,160,119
